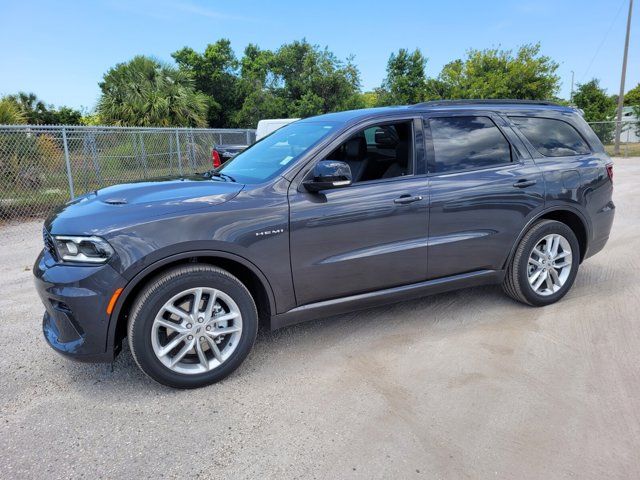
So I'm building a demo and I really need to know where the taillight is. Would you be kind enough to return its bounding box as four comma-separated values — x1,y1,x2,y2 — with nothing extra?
212,149,221,168
606,163,613,183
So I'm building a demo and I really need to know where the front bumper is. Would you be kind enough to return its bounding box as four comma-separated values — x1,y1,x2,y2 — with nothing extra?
34,249,126,362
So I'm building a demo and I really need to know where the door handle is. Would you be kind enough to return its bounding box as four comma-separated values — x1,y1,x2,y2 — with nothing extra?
394,195,423,205
513,179,537,188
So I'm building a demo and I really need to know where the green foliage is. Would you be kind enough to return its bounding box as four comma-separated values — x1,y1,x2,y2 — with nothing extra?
97,56,208,127
3,92,82,125
360,91,380,108
572,79,617,122
0,98,27,124
80,113,103,126
172,39,240,127
378,49,429,105
625,83,640,106
435,43,560,100
228,39,363,127
271,40,363,118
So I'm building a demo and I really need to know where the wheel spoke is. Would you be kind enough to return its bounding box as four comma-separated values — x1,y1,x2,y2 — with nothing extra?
549,267,561,285
203,290,217,321
165,305,190,321
554,251,570,260
191,288,203,315
209,325,241,337
212,311,239,324
205,335,223,362
550,235,560,256
158,333,188,358
533,271,547,291
553,260,571,268
170,338,194,367
155,318,187,333
545,272,554,291
529,268,543,284
532,247,545,259
195,340,208,369
529,258,543,268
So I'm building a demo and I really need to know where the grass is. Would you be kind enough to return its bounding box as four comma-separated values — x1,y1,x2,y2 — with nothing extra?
604,142,640,157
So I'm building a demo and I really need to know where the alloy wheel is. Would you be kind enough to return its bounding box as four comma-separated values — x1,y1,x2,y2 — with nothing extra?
150,287,243,374
527,234,573,296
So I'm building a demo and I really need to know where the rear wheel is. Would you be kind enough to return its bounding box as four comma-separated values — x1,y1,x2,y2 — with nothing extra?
503,220,580,306
128,264,258,388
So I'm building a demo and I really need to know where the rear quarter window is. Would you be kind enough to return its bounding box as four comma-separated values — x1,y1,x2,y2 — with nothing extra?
510,116,590,157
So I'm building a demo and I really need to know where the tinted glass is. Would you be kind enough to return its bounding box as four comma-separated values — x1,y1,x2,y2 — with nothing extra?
220,121,336,183
509,116,590,157
430,117,512,173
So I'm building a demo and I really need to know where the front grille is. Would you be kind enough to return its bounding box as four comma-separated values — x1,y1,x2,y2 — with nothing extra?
43,228,58,260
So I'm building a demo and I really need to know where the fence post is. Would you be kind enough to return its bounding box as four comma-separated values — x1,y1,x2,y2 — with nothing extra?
138,131,148,177
175,129,183,176
61,126,75,200
188,128,196,171
246,129,251,145
89,132,102,188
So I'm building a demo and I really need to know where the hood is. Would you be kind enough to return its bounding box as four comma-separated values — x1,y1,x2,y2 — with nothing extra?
45,176,244,236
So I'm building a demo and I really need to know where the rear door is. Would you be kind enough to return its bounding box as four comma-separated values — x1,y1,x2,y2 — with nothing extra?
425,112,545,279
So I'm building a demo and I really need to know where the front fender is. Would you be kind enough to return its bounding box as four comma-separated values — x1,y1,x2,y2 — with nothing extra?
105,249,277,355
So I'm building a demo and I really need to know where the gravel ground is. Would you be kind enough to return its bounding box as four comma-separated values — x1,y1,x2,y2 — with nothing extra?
1,158,639,479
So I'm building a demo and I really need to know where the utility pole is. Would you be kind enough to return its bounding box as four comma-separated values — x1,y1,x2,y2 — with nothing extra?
614,0,634,155
570,70,575,103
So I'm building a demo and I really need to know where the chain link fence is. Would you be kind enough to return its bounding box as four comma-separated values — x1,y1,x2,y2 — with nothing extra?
0,125,255,236
1,120,638,243
588,120,640,157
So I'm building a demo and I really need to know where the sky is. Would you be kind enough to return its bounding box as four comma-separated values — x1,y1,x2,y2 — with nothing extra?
1,0,638,111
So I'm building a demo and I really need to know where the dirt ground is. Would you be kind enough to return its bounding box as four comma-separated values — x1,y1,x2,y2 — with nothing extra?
1,158,638,479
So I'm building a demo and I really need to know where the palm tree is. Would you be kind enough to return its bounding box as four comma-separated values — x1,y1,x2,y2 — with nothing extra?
4,92,48,124
0,97,27,124
97,56,208,127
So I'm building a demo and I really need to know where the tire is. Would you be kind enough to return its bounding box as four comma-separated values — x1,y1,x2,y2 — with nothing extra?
127,264,258,389
503,220,580,307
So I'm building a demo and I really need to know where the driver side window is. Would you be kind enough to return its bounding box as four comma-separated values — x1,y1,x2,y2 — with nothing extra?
326,120,414,183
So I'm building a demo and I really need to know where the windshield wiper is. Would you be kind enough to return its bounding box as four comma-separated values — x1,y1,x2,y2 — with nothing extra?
206,170,237,182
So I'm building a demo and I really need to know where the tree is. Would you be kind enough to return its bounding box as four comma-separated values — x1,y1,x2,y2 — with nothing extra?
573,79,617,144
0,97,27,124
624,83,640,106
54,107,82,125
172,39,240,127
271,40,363,118
231,40,363,127
231,44,286,127
435,43,560,100
97,56,208,127
3,92,82,124
378,48,429,105
5,92,47,123
572,79,616,122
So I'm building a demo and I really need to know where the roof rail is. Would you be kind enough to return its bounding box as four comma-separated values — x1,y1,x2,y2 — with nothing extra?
413,99,562,108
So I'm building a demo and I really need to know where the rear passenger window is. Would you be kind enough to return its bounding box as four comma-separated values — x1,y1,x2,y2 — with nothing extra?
509,117,590,157
429,116,512,173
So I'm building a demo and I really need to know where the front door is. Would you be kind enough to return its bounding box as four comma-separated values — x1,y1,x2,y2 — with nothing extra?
425,113,545,279
288,118,429,305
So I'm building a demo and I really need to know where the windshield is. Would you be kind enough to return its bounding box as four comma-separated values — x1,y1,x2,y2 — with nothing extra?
218,121,337,183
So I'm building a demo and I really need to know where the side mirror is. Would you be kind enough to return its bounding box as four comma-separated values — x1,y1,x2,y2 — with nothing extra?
303,160,352,192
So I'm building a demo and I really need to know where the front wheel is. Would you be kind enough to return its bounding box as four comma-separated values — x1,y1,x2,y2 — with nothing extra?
127,264,258,388
503,220,580,306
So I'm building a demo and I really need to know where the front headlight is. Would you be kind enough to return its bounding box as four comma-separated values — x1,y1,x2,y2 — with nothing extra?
52,235,115,264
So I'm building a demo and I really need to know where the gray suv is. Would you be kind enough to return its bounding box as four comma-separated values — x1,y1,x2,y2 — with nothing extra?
34,100,615,388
